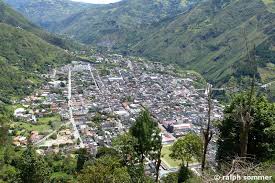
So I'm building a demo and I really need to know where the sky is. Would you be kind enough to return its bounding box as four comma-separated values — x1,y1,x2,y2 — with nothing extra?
71,0,121,4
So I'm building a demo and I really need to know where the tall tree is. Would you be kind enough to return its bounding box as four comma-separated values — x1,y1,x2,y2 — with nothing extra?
113,132,138,165
130,109,162,182
217,94,275,163
18,145,50,183
76,148,92,172
201,84,213,172
238,29,257,157
170,133,203,168
150,130,162,183
130,109,160,164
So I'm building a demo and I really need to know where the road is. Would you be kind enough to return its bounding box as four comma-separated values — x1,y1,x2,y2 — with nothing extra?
34,122,71,146
68,67,84,148
34,130,57,146
88,64,101,92
88,64,112,112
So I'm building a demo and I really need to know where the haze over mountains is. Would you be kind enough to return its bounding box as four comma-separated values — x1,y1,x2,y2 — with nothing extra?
3,0,275,86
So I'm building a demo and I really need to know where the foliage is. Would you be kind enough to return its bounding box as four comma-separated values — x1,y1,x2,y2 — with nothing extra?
77,156,131,183
112,133,138,165
0,116,9,146
76,148,93,172
170,132,203,167
216,93,275,163
161,165,194,183
130,109,161,163
17,146,50,183
9,0,275,85
161,172,178,183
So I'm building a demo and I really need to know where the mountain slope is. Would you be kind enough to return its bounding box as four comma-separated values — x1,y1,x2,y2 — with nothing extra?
5,0,275,85
3,0,94,31
130,0,275,84
0,1,71,102
44,0,199,47
0,0,81,50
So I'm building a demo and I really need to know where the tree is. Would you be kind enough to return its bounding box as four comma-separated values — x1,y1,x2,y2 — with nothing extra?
238,29,257,158
77,156,131,183
161,172,178,183
0,116,9,146
17,146,50,183
115,119,162,182
76,148,92,172
150,129,162,183
113,133,138,165
0,164,19,183
130,109,162,182
217,94,275,163
201,84,213,172
178,165,193,183
161,165,194,183
130,109,160,164
96,147,120,159
170,133,203,168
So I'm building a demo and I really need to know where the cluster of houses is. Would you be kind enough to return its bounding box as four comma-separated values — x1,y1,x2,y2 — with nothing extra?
11,53,224,171
54,54,223,155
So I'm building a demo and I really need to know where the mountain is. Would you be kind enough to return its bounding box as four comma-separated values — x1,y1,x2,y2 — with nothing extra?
56,0,199,47
56,0,275,85
3,0,95,31
130,0,275,84
5,0,200,47
5,0,275,86
0,1,71,102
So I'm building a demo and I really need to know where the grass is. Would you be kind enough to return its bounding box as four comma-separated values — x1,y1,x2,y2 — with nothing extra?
15,122,51,135
38,115,61,124
161,145,199,169
161,145,182,168
12,114,62,136
5,104,24,113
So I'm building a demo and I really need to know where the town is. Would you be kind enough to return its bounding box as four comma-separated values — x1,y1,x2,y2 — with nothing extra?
11,53,224,176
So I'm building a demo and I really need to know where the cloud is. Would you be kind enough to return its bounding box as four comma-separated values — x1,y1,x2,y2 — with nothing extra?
71,0,121,4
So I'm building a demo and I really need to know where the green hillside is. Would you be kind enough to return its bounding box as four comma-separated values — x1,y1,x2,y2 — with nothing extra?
55,0,199,46
0,0,81,50
0,1,71,102
4,0,275,86
3,0,94,31
130,0,275,85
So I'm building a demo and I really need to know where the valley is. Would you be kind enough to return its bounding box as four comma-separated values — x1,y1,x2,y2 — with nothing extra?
0,0,275,182
5,0,275,86
9,54,223,177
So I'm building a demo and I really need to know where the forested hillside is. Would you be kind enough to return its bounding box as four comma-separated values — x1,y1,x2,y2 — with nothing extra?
130,0,275,85
4,0,95,31
0,0,71,102
6,0,275,86
54,0,199,46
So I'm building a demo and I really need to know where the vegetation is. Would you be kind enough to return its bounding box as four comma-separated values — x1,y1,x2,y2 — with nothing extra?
8,0,275,86
161,145,181,168
0,0,275,182
170,133,202,168
130,109,161,164
4,0,94,31
0,0,74,102
216,93,275,163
